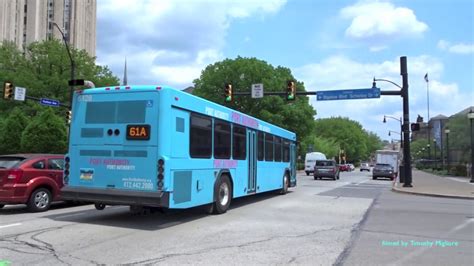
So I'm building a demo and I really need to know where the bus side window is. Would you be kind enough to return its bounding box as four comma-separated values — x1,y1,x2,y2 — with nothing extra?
257,131,264,161
233,124,246,160
265,133,274,161
283,140,290,162
274,136,282,162
190,113,212,158
214,119,231,159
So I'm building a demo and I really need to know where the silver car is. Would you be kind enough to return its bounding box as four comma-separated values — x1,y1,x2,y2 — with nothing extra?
360,162,370,172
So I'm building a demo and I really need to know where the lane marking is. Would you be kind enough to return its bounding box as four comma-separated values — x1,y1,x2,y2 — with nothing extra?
0,223,21,229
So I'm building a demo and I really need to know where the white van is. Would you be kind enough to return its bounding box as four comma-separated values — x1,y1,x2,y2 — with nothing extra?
304,152,327,175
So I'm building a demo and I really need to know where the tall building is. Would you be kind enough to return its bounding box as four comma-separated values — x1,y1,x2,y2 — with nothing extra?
0,0,96,57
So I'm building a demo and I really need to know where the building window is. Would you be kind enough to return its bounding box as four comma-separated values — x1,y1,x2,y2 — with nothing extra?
190,114,212,158
265,133,274,161
214,119,231,159
233,125,246,160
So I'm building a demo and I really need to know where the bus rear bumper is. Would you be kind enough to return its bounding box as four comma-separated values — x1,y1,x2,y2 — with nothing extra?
61,186,169,208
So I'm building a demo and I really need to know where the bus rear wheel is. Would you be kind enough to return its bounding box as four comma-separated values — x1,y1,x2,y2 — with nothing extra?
280,174,289,195
207,175,232,215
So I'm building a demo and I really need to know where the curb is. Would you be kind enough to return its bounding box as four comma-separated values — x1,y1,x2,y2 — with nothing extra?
391,185,474,200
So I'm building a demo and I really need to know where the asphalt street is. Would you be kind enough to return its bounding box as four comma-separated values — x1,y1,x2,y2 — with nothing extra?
0,170,472,265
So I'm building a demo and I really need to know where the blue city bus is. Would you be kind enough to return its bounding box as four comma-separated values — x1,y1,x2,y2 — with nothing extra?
61,85,297,214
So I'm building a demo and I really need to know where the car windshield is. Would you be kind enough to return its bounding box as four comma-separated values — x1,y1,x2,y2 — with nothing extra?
375,164,391,168
0,157,25,169
316,160,334,166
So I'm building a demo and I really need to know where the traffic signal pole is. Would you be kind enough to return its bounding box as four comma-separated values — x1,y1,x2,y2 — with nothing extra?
400,57,413,187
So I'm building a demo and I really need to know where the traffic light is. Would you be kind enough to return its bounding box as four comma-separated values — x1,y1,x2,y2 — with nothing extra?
66,110,72,124
3,81,14,100
224,83,233,102
286,80,296,100
410,123,420,131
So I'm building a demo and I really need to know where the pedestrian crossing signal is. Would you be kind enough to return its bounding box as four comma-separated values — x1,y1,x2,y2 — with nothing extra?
3,81,13,100
410,123,420,131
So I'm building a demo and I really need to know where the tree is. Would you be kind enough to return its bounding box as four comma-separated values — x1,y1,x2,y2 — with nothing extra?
192,56,316,158
0,39,119,120
0,108,29,154
314,117,378,163
300,135,339,159
446,114,471,162
21,108,67,153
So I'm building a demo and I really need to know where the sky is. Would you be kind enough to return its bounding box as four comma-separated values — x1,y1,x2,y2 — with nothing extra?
95,0,473,141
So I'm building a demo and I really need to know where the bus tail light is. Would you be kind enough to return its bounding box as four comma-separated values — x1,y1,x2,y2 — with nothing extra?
157,159,164,189
64,156,70,184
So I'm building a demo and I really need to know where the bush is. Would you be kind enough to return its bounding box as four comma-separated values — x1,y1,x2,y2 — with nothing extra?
450,164,467,177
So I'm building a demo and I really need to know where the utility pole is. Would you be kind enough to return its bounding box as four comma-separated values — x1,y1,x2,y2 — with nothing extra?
401,57,412,187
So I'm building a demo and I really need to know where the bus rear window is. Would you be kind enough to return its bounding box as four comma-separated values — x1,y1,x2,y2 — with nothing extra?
85,101,147,124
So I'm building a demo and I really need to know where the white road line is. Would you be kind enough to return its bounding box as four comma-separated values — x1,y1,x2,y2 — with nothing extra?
0,223,21,229
55,212,89,219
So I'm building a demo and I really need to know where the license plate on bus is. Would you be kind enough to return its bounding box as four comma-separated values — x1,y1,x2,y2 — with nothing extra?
126,125,150,140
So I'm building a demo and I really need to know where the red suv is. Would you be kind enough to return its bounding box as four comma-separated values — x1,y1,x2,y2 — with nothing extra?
0,154,65,212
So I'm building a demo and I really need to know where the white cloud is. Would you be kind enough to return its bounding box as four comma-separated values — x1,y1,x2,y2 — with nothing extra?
438,40,474,54
294,55,471,140
340,1,428,39
369,46,388,52
96,0,286,88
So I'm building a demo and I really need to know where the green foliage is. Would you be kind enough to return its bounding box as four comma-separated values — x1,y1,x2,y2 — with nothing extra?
0,108,29,154
446,114,471,162
0,39,119,120
301,136,339,160
192,56,316,156
21,108,67,153
0,39,119,154
314,117,382,162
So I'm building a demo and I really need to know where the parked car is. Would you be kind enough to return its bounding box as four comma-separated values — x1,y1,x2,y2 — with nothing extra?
338,164,349,172
347,164,355,171
372,163,396,180
360,162,371,172
314,160,339,180
0,154,65,212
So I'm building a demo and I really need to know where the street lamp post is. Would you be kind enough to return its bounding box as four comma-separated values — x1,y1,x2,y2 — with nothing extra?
373,57,412,187
384,115,403,147
445,128,450,174
433,138,437,170
468,110,474,183
51,22,74,109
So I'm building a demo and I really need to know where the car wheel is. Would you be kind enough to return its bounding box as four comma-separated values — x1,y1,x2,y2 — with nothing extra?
211,175,232,214
27,188,52,212
306,171,309,176
0,204,4,209
372,176,377,180
95,203,106,210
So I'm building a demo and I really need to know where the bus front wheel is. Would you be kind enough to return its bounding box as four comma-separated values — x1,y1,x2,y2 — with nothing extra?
208,175,232,215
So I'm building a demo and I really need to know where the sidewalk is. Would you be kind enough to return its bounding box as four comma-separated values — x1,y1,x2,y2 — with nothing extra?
392,169,474,199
